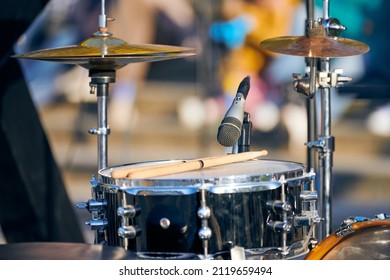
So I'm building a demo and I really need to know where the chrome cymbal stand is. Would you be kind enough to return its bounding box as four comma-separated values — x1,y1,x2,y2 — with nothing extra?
88,69,115,171
83,70,114,244
294,0,352,241
75,0,196,245
78,0,115,245
88,0,115,172
304,0,318,175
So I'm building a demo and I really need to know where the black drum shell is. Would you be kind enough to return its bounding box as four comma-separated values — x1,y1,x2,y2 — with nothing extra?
98,159,311,256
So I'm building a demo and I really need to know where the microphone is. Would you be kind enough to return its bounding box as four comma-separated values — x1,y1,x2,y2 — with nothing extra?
217,76,250,147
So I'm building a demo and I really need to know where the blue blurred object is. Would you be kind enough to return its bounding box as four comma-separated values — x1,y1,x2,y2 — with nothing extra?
210,15,253,49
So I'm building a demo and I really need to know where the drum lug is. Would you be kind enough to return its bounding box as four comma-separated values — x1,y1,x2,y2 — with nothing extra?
266,200,292,213
77,175,109,244
197,206,211,219
118,225,142,239
117,205,141,218
198,189,212,258
117,205,142,240
86,218,108,231
294,215,322,227
77,199,107,212
198,226,212,240
267,221,292,233
197,206,212,240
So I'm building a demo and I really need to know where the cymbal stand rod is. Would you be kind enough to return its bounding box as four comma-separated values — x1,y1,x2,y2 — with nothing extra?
88,70,116,171
99,0,107,29
319,58,334,240
303,0,320,247
318,0,332,240
97,90,108,170
308,58,318,174
323,0,330,19
87,70,115,244
304,0,318,173
306,92,317,177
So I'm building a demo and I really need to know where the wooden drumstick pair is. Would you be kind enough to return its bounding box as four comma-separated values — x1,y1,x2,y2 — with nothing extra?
111,150,268,179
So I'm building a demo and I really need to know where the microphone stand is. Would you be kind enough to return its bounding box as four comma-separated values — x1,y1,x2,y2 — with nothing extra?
237,112,252,153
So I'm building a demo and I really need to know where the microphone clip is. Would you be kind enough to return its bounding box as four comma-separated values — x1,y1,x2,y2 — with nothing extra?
237,112,252,153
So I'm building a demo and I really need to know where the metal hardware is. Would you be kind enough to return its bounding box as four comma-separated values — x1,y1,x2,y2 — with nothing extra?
118,225,141,239
266,201,292,213
160,218,171,229
86,219,108,231
267,221,292,233
117,205,140,219
197,188,212,258
76,199,107,212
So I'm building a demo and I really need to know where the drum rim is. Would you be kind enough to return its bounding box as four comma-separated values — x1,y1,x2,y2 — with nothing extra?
99,158,305,173
304,219,390,260
98,159,308,194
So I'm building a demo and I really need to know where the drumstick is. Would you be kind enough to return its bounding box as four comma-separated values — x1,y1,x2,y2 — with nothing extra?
110,150,268,179
124,150,268,179
110,160,186,179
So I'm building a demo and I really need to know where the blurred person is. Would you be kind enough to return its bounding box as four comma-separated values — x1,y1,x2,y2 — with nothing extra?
0,0,84,243
208,0,301,149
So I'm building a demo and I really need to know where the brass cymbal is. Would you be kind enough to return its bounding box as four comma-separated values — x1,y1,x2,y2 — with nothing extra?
13,35,196,70
259,35,369,58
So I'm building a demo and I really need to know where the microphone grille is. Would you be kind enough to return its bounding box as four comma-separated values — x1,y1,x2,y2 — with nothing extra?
217,117,242,147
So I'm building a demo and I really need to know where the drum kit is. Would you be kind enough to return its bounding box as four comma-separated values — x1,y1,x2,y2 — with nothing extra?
2,0,389,260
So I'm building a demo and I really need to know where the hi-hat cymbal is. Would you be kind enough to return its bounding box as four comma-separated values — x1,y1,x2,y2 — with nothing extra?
259,35,369,58
13,35,195,70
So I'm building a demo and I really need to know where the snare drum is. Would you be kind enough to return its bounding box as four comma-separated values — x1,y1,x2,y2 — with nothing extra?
97,159,314,258
305,219,390,260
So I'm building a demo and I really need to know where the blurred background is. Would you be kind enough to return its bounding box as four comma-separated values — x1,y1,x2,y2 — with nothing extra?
1,0,389,244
